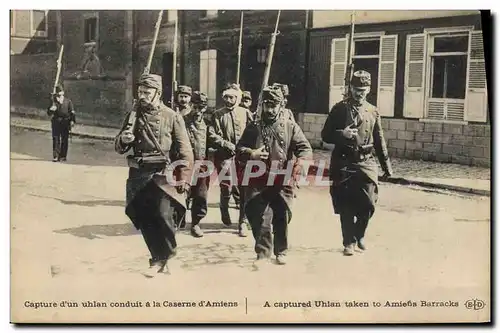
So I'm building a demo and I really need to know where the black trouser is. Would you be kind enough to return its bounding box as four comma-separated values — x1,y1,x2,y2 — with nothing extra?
51,118,70,159
220,183,247,224
231,185,240,205
246,188,289,257
190,176,209,225
129,182,177,262
336,174,377,247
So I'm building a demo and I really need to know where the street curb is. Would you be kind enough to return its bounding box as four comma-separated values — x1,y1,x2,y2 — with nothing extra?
11,124,116,142
308,166,490,197
12,123,490,197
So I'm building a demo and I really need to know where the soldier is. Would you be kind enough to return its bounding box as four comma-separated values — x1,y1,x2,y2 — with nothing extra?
115,73,193,276
240,91,253,113
173,85,194,228
320,70,393,256
231,91,253,210
183,91,211,238
236,85,312,265
272,83,295,122
208,83,253,237
175,85,192,116
47,84,76,162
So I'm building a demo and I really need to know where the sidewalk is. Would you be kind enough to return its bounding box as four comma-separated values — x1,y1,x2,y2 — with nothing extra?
10,114,491,196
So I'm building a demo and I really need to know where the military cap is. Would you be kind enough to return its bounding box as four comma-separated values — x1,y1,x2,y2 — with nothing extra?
262,85,284,104
351,70,371,88
55,84,64,93
191,91,208,106
177,85,192,96
272,83,289,97
138,73,163,91
242,91,252,100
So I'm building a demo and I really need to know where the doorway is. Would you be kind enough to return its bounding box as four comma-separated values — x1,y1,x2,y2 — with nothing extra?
352,57,379,107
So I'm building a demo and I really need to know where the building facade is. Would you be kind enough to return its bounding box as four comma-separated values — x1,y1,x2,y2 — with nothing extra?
303,10,490,166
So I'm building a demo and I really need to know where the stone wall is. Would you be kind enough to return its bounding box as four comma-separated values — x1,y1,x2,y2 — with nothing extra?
300,114,491,167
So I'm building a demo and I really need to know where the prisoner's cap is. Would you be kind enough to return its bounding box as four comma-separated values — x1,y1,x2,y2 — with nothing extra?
351,70,371,88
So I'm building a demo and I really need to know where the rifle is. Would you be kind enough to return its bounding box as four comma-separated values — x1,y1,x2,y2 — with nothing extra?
343,11,355,99
125,10,164,132
49,45,64,111
170,11,179,111
236,11,244,85
255,10,281,121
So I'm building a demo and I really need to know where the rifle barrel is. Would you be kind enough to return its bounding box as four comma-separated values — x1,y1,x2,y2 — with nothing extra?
144,10,164,74
236,11,244,85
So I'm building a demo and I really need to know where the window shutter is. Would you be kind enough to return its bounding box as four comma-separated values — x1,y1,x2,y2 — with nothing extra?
377,34,397,117
403,33,426,119
329,37,347,110
465,31,488,122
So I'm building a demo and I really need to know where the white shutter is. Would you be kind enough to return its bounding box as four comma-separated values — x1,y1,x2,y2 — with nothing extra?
403,33,427,119
465,31,487,122
200,49,217,108
329,37,348,110
377,35,397,117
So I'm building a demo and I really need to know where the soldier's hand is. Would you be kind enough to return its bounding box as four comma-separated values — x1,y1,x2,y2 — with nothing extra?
250,146,269,160
342,123,358,139
121,130,135,144
70,121,75,129
49,105,57,112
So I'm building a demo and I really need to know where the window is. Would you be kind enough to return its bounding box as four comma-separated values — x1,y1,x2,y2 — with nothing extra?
354,39,380,56
204,10,218,18
167,10,177,22
257,48,267,64
84,16,98,43
429,35,468,100
31,10,47,37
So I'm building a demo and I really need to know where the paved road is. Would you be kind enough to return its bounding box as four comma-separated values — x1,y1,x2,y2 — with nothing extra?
10,128,490,323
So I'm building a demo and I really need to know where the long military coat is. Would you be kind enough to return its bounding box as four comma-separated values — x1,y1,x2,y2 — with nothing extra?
321,99,392,214
236,110,313,219
114,103,194,227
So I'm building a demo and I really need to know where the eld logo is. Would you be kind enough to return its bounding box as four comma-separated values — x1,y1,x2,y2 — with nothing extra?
465,299,485,310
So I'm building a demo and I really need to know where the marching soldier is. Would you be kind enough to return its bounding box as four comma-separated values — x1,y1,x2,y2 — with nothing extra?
47,84,76,162
236,85,312,265
208,83,253,237
175,85,193,116
171,85,194,228
240,91,253,114
182,91,211,238
115,73,193,276
321,70,393,256
272,83,295,122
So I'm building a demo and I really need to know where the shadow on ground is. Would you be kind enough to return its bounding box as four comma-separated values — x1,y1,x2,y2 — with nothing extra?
29,194,125,208
54,223,140,239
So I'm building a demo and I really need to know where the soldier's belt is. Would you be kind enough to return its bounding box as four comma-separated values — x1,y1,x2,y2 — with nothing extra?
127,155,169,169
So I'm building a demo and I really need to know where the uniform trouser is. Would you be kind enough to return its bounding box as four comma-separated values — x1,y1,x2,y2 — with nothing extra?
246,189,289,257
190,176,209,225
51,118,70,159
231,185,241,205
335,174,377,247
220,183,247,224
128,182,178,262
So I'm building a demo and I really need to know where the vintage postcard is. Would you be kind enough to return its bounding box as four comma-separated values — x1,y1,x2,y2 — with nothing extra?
10,8,491,324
